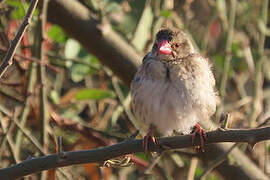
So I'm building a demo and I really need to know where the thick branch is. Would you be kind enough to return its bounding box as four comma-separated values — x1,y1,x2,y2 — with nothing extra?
0,0,39,77
47,0,141,85
0,127,269,179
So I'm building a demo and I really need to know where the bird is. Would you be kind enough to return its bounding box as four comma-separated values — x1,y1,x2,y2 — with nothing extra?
130,28,219,151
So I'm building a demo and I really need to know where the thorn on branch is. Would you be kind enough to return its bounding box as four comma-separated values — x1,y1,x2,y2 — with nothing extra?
124,130,140,142
248,137,257,150
217,127,226,131
248,143,256,150
57,136,66,159
26,155,34,160
219,113,230,129
130,130,139,139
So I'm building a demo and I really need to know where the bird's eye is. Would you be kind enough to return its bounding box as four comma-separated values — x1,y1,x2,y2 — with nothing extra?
175,43,180,48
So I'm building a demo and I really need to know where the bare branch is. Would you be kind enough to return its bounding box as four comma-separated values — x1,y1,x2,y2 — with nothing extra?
0,0,39,77
37,2,49,180
0,127,269,179
0,45,60,72
219,0,236,100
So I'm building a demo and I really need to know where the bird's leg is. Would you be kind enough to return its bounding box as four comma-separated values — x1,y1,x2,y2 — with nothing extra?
143,126,156,151
191,123,207,150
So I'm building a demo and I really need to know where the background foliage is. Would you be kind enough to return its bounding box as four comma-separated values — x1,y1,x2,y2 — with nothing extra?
0,0,269,179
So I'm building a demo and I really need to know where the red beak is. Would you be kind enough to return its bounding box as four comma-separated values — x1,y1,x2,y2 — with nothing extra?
158,40,172,55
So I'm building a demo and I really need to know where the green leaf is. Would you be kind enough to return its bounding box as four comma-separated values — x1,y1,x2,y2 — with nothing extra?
65,39,81,59
160,10,172,17
89,55,100,67
78,48,89,58
206,175,219,180
50,90,60,104
54,125,80,145
75,89,115,100
69,54,99,83
78,48,100,69
231,42,239,54
105,2,121,13
214,54,224,68
6,0,22,7
134,152,149,161
231,56,243,72
70,63,92,83
47,25,67,43
195,167,203,177
7,0,25,19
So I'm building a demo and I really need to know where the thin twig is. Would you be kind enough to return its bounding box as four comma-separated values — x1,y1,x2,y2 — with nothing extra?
249,0,269,126
199,114,269,179
15,61,37,158
219,0,236,101
219,113,230,129
37,2,49,180
187,157,198,180
0,0,39,77
0,127,270,179
0,114,15,163
0,85,24,102
12,114,71,178
0,46,60,72
258,116,270,128
199,143,238,180
13,0,40,159
13,115,45,154
0,112,19,163
0,104,13,117
110,75,142,133
143,152,164,175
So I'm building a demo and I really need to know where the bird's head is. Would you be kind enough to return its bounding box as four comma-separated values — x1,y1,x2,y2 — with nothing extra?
152,28,195,61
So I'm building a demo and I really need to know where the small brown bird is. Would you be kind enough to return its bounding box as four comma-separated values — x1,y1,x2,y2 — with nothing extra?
131,28,219,150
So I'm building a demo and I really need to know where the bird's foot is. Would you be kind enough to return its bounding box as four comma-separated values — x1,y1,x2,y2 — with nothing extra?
191,123,207,151
143,127,156,151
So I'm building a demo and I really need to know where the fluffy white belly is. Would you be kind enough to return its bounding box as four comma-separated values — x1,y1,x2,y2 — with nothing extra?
132,78,198,136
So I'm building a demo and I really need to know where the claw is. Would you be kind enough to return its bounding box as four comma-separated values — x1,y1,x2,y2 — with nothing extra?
143,127,156,151
191,123,207,151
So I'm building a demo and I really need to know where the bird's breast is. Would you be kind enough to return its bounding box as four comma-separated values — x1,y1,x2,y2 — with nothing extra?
131,61,195,135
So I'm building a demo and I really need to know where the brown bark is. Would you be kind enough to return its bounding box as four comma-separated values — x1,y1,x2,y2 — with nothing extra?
0,127,269,179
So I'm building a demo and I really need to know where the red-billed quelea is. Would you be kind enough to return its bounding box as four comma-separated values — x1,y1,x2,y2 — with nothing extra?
130,28,219,150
